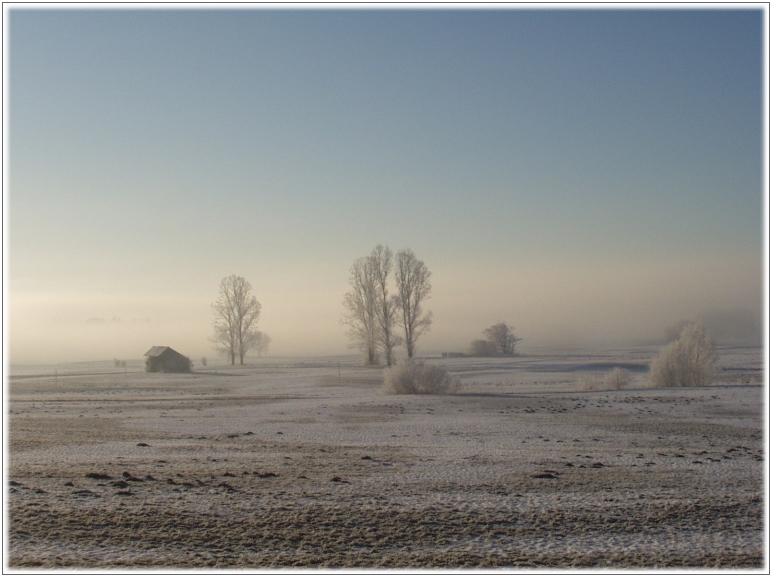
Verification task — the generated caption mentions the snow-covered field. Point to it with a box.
[6,346,766,569]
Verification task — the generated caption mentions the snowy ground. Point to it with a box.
[5,346,767,569]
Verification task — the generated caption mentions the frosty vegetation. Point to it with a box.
[605,367,633,390]
[467,323,522,357]
[580,367,633,391]
[382,360,461,395]
[649,322,719,388]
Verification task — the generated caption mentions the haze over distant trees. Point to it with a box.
[254,331,271,357]
[468,323,522,357]
[211,275,263,365]
[343,245,433,366]
[664,319,693,343]
[664,310,760,345]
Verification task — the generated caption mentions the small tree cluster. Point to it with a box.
[467,323,522,357]
[343,245,432,366]
[382,360,460,395]
[649,322,719,388]
[211,275,263,365]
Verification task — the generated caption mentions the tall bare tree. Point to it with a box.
[394,248,433,358]
[370,245,401,366]
[342,255,380,365]
[211,275,262,365]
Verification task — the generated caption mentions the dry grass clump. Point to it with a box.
[604,367,633,389]
[579,367,632,391]
[578,374,602,392]
[382,361,461,395]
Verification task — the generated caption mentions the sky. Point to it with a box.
[5,6,766,364]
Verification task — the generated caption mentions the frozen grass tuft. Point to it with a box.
[604,367,633,390]
[382,361,461,395]
[579,367,632,391]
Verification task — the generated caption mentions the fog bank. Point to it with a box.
[7,252,762,366]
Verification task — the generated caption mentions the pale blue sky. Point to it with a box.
[7,7,765,363]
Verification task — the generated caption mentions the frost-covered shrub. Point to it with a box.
[604,367,632,390]
[578,374,603,391]
[649,322,718,388]
[579,367,632,391]
[382,361,460,395]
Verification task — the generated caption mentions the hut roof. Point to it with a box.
[145,346,174,358]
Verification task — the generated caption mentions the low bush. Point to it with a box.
[382,361,461,395]
[579,367,632,391]
[649,322,718,388]
[604,367,633,390]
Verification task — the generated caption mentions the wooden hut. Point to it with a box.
[144,346,192,373]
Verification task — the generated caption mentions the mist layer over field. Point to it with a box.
[8,253,762,365]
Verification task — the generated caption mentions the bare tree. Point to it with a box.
[254,331,271,357]
[211,275,262,365]
[342,255,380,365]
[239,329,261,363]
[370,245,400,366]
[394,249,433,358]
[483,322,522,357]
[212,321,238,365]
[649,322,718,388]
